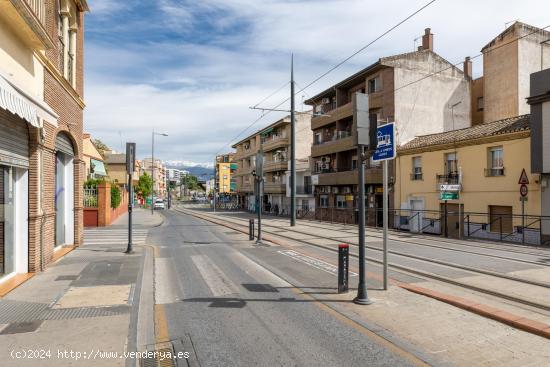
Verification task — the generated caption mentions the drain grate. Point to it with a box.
[140,342,176,367]
[0,299,130,323]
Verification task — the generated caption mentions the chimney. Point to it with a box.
[463,56,472,80]
[422,28,433,51]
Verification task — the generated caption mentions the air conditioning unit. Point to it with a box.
[321,163,330,170]
[322,98,331,104]
[321,156,331,163]
[332,187,339,194]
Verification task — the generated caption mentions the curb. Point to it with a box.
[180,207,550,341]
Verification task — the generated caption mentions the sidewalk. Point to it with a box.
[181,206,550,366]
[0,208,161,366]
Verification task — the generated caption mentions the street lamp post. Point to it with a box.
[151,130,168,215]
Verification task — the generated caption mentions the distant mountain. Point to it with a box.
[164,161,214,178]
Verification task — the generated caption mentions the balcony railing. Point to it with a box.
[436,173,460,184]
[484,168,505,177]
[25,0,45,24]
[410,173,423,181]
[336,130,352,139]
[296,185,313,195]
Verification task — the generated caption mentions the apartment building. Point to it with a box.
[395,115,539,243]
[471,22,550,125]
[285,158,315,216]
[0,0,88,284]
[142,158,167,198]
[216,153,237,194]
[232,114,312,212]
[305,28,470,224]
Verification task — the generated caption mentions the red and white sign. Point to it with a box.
[518,169,529,185]
[520,184,528,197]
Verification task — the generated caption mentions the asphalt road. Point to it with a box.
[148,209,423,367]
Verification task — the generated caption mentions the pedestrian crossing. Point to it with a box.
[83,228,149,246]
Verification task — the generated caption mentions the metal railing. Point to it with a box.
[83,186,98,208]
[484,168,505,177]
[410,173,423,181]
[25,0,45,24]
[436,173,459,184]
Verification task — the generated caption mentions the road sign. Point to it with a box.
[518,169,529,185]
[439,184,461,192]
[440,191,459,200]
[520,184,528,197]
[372,123,396,161]
[126,142,136,173]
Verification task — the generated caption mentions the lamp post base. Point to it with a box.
[353,296,373,305]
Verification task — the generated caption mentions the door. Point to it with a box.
[55,133,75,247]
[440,203,463,238]
[409,199,424,233]
[0,166,15,276]
[55,153,65,246]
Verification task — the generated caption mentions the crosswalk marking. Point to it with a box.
[84,228,148,245]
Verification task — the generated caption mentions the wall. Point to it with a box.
[518,37,550,116]
[390,52,471,145]
[470,77,484,125]
[395,136,540,227]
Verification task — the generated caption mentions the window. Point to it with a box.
[445,153,458,175]
[486,147,504,176]
[336,195,347,209]
[320,195,329,208]
[368,76,381,93]
[477,97,484,112]
[315,133,322,145]
[301,200,309,212]
[412,156,422,180]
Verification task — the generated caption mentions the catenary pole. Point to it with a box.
[290,54,296,226]
[151,130,154,215]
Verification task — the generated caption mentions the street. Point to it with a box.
[149,210,422,366]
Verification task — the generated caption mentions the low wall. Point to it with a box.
[84,183,128,227]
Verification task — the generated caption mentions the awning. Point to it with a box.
[0,72,58,128]
[90,159,107,176]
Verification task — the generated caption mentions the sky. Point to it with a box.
[84,0,550,166]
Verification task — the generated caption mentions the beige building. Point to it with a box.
[142,158,166,197]
[232,114,312,213]
[83,133,106,180]
[305,28,471,224]
[395,115,541,244]
[473,22,550,124]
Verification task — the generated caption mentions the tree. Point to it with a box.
[92,138,111,158]
[136,172,153,199]
[181,174,201,191]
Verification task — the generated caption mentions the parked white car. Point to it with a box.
[154,199,165,210]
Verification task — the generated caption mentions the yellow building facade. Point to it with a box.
[394,115,541,244]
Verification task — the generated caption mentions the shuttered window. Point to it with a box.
[0,110,29,168]
[55,132,74,157]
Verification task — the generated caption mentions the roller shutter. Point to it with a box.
[0,109,29,168]
[55,132,74,157]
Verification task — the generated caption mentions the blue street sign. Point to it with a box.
[372,123,396,161]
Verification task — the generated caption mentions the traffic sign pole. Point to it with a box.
[383,159,388,290]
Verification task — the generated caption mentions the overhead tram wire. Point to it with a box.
[210,0,438,158]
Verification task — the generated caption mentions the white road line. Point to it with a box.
[229,252,291,288]
[154,258,183,304]
[278,250,358,277]
[191,255,239,297]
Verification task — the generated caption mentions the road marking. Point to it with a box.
[191,255,239,297]
[278,250,357,277]
[229,252,291,288]
[154,258,182,304]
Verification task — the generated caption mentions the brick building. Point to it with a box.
[0,0,88,285]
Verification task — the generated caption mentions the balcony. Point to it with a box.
[264,182,286,194]
[311,133,355,157]
[410,173,423,181]
[311,102,353,130]
[484,168,505,177]
[296,185,313,195]
[262,135,289,152]
[314,168,382,186]
[0,0,54,50]
[263,160,287,173]
[437,173,460,184]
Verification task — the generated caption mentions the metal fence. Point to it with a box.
[83,186,98,208]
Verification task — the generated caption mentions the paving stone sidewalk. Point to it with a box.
[0,208,161,366]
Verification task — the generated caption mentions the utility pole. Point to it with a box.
[290,54,296,226]
[125,142,136,254]
[255,150,264,244]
